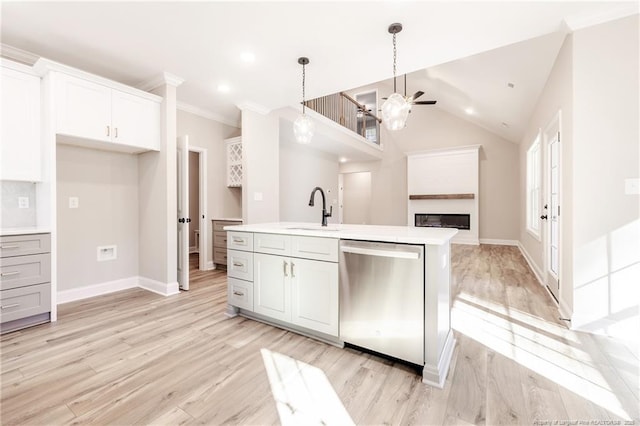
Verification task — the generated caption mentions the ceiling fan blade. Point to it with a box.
[409,91,424,101]
[413,100,437,105]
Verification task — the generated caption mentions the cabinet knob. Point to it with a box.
[233,291,244,297]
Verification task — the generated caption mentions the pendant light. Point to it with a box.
[293,57,314,144]
[381,23,411,131]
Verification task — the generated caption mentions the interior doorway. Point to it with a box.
[339,171,372,225]
[189,146,208,274]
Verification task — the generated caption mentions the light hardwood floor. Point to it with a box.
[1,247,638,425]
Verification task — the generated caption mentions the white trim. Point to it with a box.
[405,144,481,158]
[451,238,480,246]
[0,43,39,65]
[517,242,545,287]
[137,71,184,91]
[189,245,198,254]
[422,331,456,389]
[0,58,39,75]
[479,239,518,246]
[177,102,240,128]
[559,297,572,323]
[237,101,271,115]
[138,277,180,296]
[57,277,138,304]
[205,260,215,271]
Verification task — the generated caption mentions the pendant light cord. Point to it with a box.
[302,62,306,114]
[392,32,397,93]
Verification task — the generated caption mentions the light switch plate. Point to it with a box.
[69,197,79,208]
[18,197,29,209]
[625,178,640,195]
[253,192,263,201]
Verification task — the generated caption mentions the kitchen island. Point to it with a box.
[223,222,457,388]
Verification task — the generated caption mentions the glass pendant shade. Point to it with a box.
[381,92,410,130]
[293,113,314,144]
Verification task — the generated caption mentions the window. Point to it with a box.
[526,133,541,238]
[354,90,379,145]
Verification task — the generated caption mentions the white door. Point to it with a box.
[177,136,190,290]
[546,129,560,301]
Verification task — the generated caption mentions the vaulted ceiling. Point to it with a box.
[2,1,637,142]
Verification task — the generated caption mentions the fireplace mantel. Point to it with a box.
[409,193,475,200]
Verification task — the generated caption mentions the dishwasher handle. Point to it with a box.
[340,245,420,260]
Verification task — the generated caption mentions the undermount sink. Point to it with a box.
[286,226,341,232]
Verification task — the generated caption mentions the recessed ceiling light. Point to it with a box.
[339,157,348,163]
[217,83,230,93]
[240,52,255,63]
[465,107,475,115]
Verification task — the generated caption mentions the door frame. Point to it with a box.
[542,110,562,303]
[189,145,208,271]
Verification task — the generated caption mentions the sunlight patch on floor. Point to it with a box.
[452,295,633,420]
[260,348,355,426]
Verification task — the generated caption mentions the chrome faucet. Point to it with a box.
[308,186,332,227]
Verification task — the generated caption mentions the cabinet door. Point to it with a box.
[55,73,111,142]
[1,66,41,181]
[111,90,160,151]
[253,253,290,322]
[291,258,338,336]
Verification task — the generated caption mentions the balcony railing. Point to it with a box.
[305,92,382,145]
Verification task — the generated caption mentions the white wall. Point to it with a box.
[340,92,519,241]
[571,15,639,340]
[279,141,339,224]
[176,109,241,266]
[56,145,139,291]
[242,109,279,224]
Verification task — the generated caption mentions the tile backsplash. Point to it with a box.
[1,180,37,228]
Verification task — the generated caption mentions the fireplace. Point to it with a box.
[415,213,470,230]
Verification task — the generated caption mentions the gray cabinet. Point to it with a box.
[212,219,241,268]
[0,233,52,333]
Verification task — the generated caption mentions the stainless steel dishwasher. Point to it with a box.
[339,239,424,365]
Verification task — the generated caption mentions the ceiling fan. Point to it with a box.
[383,74,437,107]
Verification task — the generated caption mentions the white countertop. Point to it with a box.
[1,227,51,236]
[212,218,243,222]
[224,222,457,245]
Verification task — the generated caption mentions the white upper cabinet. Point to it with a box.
[1,62,41,181]
[225,137,242,187]
[53,72,161,153]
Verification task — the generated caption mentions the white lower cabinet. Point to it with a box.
[253,252,338,337]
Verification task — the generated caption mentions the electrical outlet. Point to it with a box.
[254,192,263,201]
[18,197,29,209]
[69,197,79,208]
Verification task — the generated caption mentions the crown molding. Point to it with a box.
[237,101,271,115]
[563,4,638,32]
[177,102,240,128]
[137,72,185,91]
[0,44,40,65]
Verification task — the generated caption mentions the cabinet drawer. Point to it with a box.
[213,248,228,265]
[1,283,51,324]
[213,231,228,247]
[227,250,253,281]
[228,277,253,311]
[0,254,51,290]
[227,231,253,252]
[213,220,241,232]
[291,236,338,263]
[254,233,291,256]
[0,234,51,258]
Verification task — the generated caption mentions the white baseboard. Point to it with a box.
[452,239,480,246]
[205,260,215,271]
[479,239,519,246]
[559,297,572,322]
[189,246,198,254]
[58,277,138,304]
[138,277,180,296]
[517,242,545,287]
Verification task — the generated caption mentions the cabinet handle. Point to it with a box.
[233,291,244,297]
[291,262,295,278]
[1,303,20,310]
[283,260,288,277]
[1,271,20,277]
[233,261,243,267]
[0,245,19,250]
[106,125,110,137]
[233,238,244,244]
[115,127,118,138]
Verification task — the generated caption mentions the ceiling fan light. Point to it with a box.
[381,92,410,130]
[293,113,314,144]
